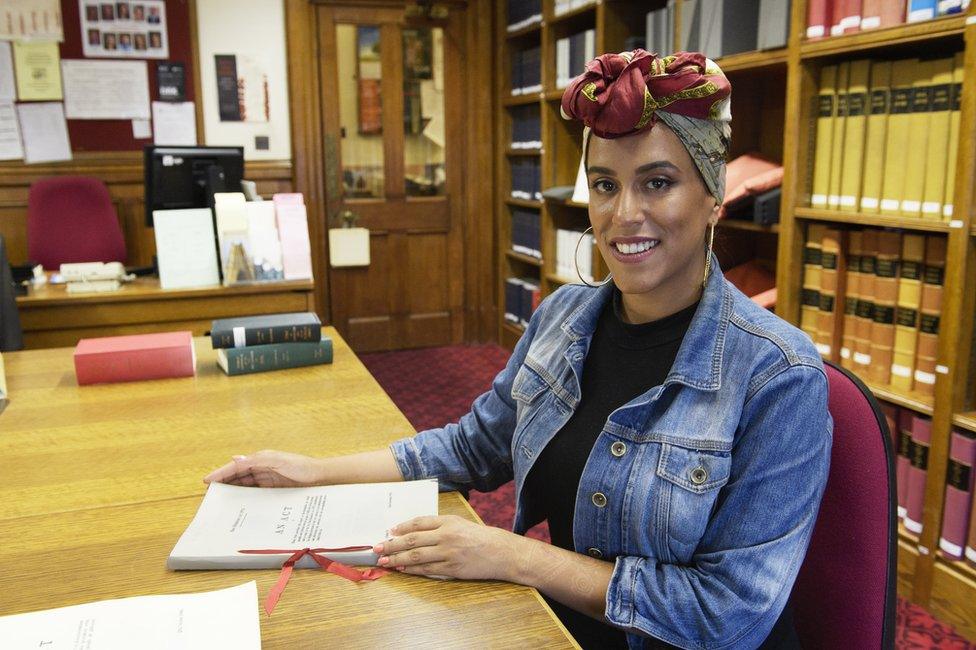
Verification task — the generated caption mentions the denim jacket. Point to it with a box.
[390,259,832,649]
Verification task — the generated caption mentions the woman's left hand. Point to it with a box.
[372,515,521,581]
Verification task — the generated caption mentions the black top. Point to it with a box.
[522,289,801,650]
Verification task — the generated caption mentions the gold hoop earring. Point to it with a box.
[703,222,716,289]
[575,226,612,288]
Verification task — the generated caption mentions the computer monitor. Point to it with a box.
[143,145,244,227]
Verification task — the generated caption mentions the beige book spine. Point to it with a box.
[942,53,964,221]
[920,59,954,220]
[839,60,871,211]
[860,61,892,213]
[880,60,918,215]
[811,66,838,208]
[901,60,936,218]
[827,62,850,209]
[891,234,925,391]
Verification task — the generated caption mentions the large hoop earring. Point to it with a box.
[575,226,612,287]
[703,222,716,289]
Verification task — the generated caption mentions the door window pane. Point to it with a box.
[403,27,445,197]
[337,24,384,198]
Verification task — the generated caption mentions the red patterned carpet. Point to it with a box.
[361,343,974,649]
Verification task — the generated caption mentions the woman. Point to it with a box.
[205,51,831,649]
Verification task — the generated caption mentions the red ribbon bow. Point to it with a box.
[238,546,389,614]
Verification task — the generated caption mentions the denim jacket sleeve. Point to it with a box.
[605,362,832,649]
[388,303,545,493]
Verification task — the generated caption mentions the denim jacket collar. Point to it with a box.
[559,253,730,392]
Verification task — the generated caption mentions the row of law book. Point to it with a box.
[555,29,595,89]
[881,402,976,567]
[506,0,542,31]
[505,277,541,328]
[511,208,542,259]
[646,2,676,56]
[71,312,331,385]
[510,104,542,149]
[511,159,542,201]
[510,45,542,95]
[800,226,945,396]
[807,0,971,38]
[680,0,791,58]
[555,228,595,283]
[810,55,964,220]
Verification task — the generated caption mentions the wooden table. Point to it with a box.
[0,329,576,648]
[15,277,317,349]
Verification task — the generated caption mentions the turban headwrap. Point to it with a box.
[560,50,732,202]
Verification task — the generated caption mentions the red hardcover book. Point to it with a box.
[839,0,863,33]
[860,0,903,28]
[903,414,932,534]
[807,0,833,38]
[74,332,196,386]
[939,430,976,559]
[896,409,913,518]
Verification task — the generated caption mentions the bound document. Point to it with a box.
[0,582,260,650]
[169,480,438,570]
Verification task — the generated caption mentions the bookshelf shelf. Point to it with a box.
[544,196,588,210]
[799,15,967,59]
[549,2,597,26]
[506,197,543,209]
[506,21,543,41]
[503,93,543,107]
[793,207,953,233]
[860,376,935,417]
[938,555,976,584]
[951,412,976,434]
[544,88,567,101]
[506,249,544,267]
[506,148,542,157]
[717,219,780,234]
[546,272,582,286]
[899,522,920,546]
[716,48,789,72]
[502,321,526,337]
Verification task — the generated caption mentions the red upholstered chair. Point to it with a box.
[791,361,897,648]
[27,176,127,269]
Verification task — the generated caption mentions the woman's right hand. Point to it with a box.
[203,450,327,488]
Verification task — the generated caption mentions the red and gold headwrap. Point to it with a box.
[560,50,732,202]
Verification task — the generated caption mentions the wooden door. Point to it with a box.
[317,3,464,353]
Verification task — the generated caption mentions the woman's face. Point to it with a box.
[586,123,716,303]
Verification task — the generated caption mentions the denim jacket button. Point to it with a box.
[587,547,603,559]
[690,466,708,485]
[591,492,607,507]
[610,441,627,457]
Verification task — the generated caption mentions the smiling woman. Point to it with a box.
[205,50,832,650]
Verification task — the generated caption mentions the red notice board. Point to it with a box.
[59,0,196,152]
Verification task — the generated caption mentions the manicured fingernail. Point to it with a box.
[372,544,383,553]
[377,556,389,565]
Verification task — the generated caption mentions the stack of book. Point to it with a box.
[510,45,542,96]
[506,0,542,32]
[555,228,594,283]
[646,2,676,56]
[554,0,597,16]
[505,278,541,328]
[511,209,542,259]
[210,312,333,376]
[806,0,970,39]
[800,225,946,397]
[555,29,595,88]
[681,0,790,57]
[511,159,542,201]
[510,104,541,150]
[810,55,964,221]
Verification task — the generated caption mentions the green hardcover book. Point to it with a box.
[210,312,322,349]
[216,340,334,376]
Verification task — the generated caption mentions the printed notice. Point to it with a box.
[62,59,150,120]
[0,102,24,161]
[13,41,62,101]
[0,0,63,42]
[0,43,16,102]
[17,102,70,164]
[152,100,196,145]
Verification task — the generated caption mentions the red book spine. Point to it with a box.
[74,339,196,385]
[879,0,906,26]
[807,0,833,38]
[841,0,863,33]
[903,414,932,534]
[896,409,913,518]
[940,431,976,558]
[861,0,883,28]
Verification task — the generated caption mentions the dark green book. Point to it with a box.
[210,312,321,349]
[216,339,333,375]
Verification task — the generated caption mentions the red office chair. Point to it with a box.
[27,176,127,269]
[791,361,897,648]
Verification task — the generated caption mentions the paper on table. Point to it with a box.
[168,480,439,569]
[13,41,62,101]
[0,42,15,101]
[152,208,221,290]
[62,60,150,120]
[17,102,70,164]
[152,100,197,145]
[0,102,24,161]
[0,581,260,650]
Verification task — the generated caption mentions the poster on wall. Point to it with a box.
[78,0,169,59]
[0,0,63,42]
[214,54,269,123]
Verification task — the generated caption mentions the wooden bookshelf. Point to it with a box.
[506,148,542,157]
[506,249,544,267]
[495,1,976,636]
[503,94,543,107]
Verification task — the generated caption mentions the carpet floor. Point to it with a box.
[361,343,974,649]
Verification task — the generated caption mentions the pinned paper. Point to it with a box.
[0,43,15,102]
[13,41,62,101]
[0,102,24,161]
[329,228,370,267]
[62,60,151,120]
[152,100,196,145]
[132,119,151,139]
[17,102,70,164]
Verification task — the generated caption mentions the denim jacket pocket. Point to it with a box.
[656,442,732,563]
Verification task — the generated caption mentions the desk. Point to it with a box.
[0,329,576,648]
[15,278,317,350]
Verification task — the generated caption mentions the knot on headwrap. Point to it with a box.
[560,50,733,202]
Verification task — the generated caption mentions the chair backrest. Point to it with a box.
[0,234,23,351]
[791,361,897,649]
[27,176,127,269]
